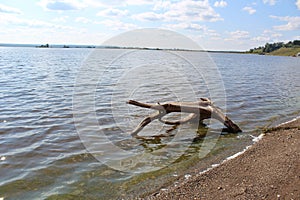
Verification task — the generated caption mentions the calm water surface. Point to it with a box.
[0,47,299,199]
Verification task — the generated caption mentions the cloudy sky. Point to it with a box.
[0,0,299,50]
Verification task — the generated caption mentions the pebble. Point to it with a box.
[184,174,192,179]
[174,181,179,187]
[0,157,6,161]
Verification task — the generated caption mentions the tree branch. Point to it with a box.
[127,99,242,137]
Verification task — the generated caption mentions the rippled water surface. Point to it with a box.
[0,47,299,199]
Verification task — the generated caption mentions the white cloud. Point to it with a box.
[164,23,207,31]
[134,0,223,23]
[262,0,276,5]
[80,0,153,8]
[153,1,172,10]
[38,0,86,11]
[0,25,108,45]
[296,0,300,10]
[251,36,270,43]
[37,0,154,10]
[76,15,137,31]
[292,35,300,41]
[132,12,163,21]
[79,0,107,7]
[227,30,250,40]
[263,30,283,39]
[126,0,153,6]
[206,29,221,37]
[75,17,91,24]
[0,3,21,14]
[0,13,72,29]
[251,29,282,43]
[97,8,128,18]
[0,10,109,45]
[270,15,300,31]
[96,19,138,30]
[52,16,69,23]
[243,6,256,15]
[214,1,227,8]
[271,33,283,38]
[166,0,223,22]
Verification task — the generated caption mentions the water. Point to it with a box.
[0,47,299,199]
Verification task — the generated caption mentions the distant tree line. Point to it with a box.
[37,43,49,48]
[248,40,300,53]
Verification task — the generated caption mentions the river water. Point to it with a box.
[0,47,299,199]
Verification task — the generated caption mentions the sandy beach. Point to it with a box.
[146,118,300,200]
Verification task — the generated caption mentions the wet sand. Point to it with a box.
[146,118,300,200]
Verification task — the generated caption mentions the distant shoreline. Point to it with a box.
[0,43,243,53]
[0,43,97,49]
[1,43,299,57]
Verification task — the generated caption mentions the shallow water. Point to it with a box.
[0,48,299,199]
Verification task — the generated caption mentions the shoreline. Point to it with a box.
[146,117,300,199]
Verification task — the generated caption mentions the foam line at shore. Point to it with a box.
[277,115,300,127]
[198,133,264,176]
[196,115,299,179]
[160,133,265,192]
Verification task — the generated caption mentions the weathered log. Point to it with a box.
[127,98,242,137]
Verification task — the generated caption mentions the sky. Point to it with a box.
[0,0,299,51]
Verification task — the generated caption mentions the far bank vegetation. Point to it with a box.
[247,40,300,57]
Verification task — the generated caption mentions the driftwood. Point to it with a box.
[127,98,242,137]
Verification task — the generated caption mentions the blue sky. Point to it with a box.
[0,0,299,50]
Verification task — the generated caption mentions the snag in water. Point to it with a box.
[127,98,242,137]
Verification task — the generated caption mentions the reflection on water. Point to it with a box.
[0,48,299,199]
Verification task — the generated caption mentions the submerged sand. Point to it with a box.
[146,118,300,200]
